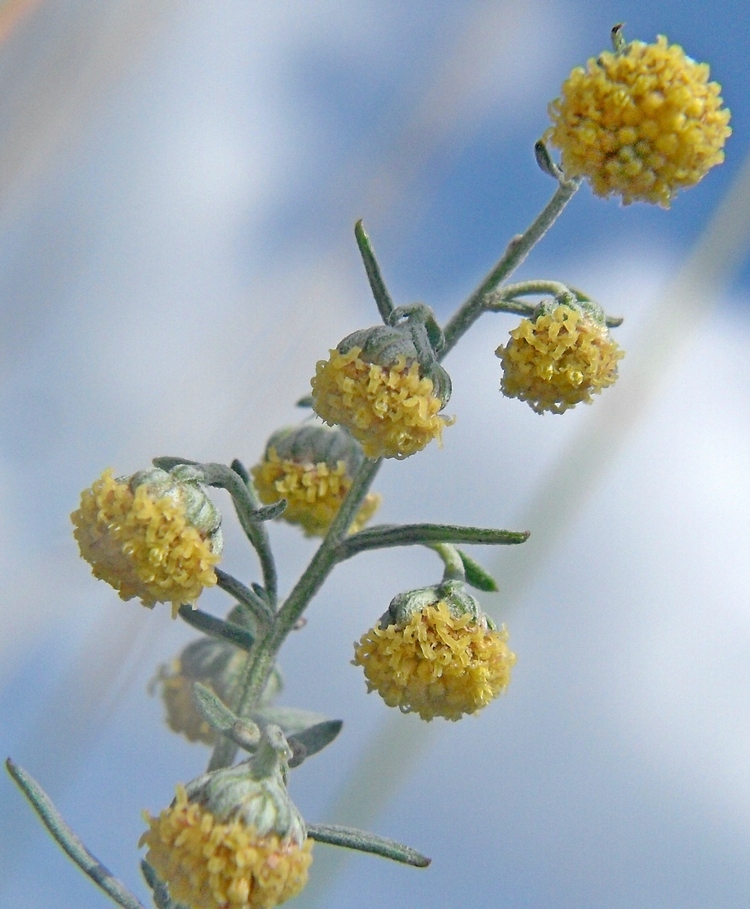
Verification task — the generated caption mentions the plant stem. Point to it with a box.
[207,457,383,772]
[441,177,580,356]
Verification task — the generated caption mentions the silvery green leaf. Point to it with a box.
[251,705,328,736]
[307,823,430,868]
[287,720,343,767]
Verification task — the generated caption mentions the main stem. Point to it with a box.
[208,457,383,771]
[207,176,579,771]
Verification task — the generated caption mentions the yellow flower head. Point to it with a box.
[311,325,452,458]
[72,466,222,616]
[496,303,623,414]
[547,34,731,206]
[155,637,246,745]
[353,599,516,721]
[251,424,381,536]
[141,785,312,909]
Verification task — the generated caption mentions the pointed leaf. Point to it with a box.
[457,549,499,592]
[6,759,148,909]
[193,684,260,753]
[177,605,256,652]
[250,705,328,736]
[287,720,343,767]
[307,823,430,868]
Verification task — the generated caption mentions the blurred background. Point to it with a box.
[1,2,749,907]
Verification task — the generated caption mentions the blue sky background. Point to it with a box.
[1,2,750,908]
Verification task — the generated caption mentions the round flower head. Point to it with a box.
[154,628,283,746]
[155,637,245,745]
[141,726,312,909]
[251,423,381,536]
[72,465,222,616]
[496,301,623,414]
[311,323,453,460]
[353,584,516,721]
[547,33,731,206]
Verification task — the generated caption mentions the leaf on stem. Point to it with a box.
[457,549,499,592]
[5,758,147,909]
[140,861,182,909]
[307,823,431,868]
[355,219,395,323]
[193,683,261,751]
[215,569,274,628]
[250,708,343,768]
[337,523,529,561]
[177,604,256,652]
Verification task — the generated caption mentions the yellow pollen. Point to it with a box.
[310,347,452,459]
[71,469,219,615]
[496,305,624,414]
[353,601,516,721]
[141,786,312,909]
[547,35,731,206]
[251,449,381,536]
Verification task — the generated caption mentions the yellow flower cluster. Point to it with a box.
[156,659,225,745]
[71,469,220,616]
[311,347,451,459]
[547,35,731,206]
[496,304,623,414]
[353,600,516,721]
[251,448,381,536]
[141,786,312,909]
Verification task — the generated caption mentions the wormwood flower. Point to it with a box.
[155,637,246,745]
[353,598,516,721]
[496,303,623,414]
[141,784,312,909]
[71,466,222,616]
[547,34,731,206]
[141,726,312,909]
[311,323,452,459]
[251,424,381,536]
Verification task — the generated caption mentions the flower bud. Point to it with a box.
[155,638,245,745]
[547,33,731,207]
[71,465,222,616]
[310,323,453,459]
[353,582,516,721]
[141,726,312,909]
[251,423,381,536]
[495,301,623,414]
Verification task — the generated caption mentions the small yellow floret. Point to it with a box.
[251,449,381,536]
[311,347,452,459]
[547,35,731,206]
[72,469,219,615]
[496,305,623,414]
[353,600,516,721]
[141,786,312,909]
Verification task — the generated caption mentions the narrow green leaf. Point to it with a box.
[6,759,147,909]
[177,605,256,653]
[457,549,499,592]
[193,684,260,751]
[355,220,395,323]
[140,861,185,909]
[307,823,431,868]
[215,569,274,628]
[338,523,529,561]
[251,705,328,736]
[287,720,343,767]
